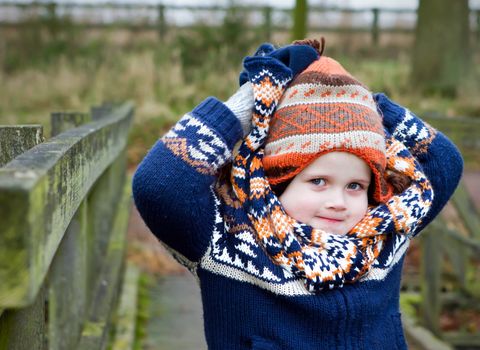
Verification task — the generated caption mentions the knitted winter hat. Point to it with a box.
[263,54,393,203]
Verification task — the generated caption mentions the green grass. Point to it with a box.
[133,272,153,350]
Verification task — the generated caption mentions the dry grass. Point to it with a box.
[1,27,479,169]
[0,38,238,169]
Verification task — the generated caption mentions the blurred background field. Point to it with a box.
[1,1,479,171]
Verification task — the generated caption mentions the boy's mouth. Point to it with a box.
[317,216,344,223]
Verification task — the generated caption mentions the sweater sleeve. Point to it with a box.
[374,93,464,235]
[132,97,243,263]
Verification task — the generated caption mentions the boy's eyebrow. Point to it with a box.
[353,179,371,185]
[302,172,370,182]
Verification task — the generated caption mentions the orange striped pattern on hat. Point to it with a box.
[263,56,393,203]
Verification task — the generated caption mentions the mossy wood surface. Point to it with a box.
[0,126,44,167]
[0,102,133,308]
[48,200,88,350]
[0,124,46,350]
[110,263,140,350]
[0,285,47,350]
[86,153,127,304]
[0,103,133,350]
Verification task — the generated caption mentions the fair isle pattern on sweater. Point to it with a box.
[163,113,232,175]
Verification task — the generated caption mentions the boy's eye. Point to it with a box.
[311,178,326,186]
[347,182,364,190]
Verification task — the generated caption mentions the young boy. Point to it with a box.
[133,40,463,349]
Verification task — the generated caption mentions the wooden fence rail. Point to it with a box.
[0,102,134,350]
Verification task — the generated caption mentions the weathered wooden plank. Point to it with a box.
[0,102,133,307]
[450,180,480,240]
[420,226,443,336]
[48,112,91,349]
[437,216,470,289]
[0,125,43,167]
[110,263,140,350]
[48,199,88,350]
[0,285,46,350]
[77,181,132,350]
[402,313,454,350]
[443,333,480,346]
[440,225,480,253]
[0,124,45,349]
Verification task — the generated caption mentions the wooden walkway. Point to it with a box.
[144,274,207,350]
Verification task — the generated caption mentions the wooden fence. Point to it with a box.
[0,102,137,350]
[2,1,478,45]
[403,115,480,349]
[2,2,480,48]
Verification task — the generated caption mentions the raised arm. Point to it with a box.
[374,93,464,234]
[132,98,243,263]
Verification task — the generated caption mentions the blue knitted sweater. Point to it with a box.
[132,92,463,349]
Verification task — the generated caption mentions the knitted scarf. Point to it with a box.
[222,58,434,293]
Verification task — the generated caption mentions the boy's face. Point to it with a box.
[278,152,371,235]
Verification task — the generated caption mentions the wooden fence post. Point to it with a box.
[372,8,380,46]
[91,103,113,121]
[0,126,43,167]
[291,0,307,41]
[48,201,88,350]
[157,4,166,41]
[0,125,45,350]
[420,225,443,336]
[477,10,480,47]
[46,2,59,38]
[263,6,272,42]
[51,112,91,137]
[0,286,47,350]
[48,111,91,350]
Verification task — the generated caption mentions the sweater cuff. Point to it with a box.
[191,96,243,151]
[373,93,405,132]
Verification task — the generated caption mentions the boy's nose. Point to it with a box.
[324,190,347,210]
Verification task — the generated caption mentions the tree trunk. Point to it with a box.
[292,0,307,41]
[411,0,470,96]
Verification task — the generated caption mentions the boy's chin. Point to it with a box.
[309,222,348,236]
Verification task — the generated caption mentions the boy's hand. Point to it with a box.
[224,82,254,137]
[239,42,319,86]
[228,42,319,137]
